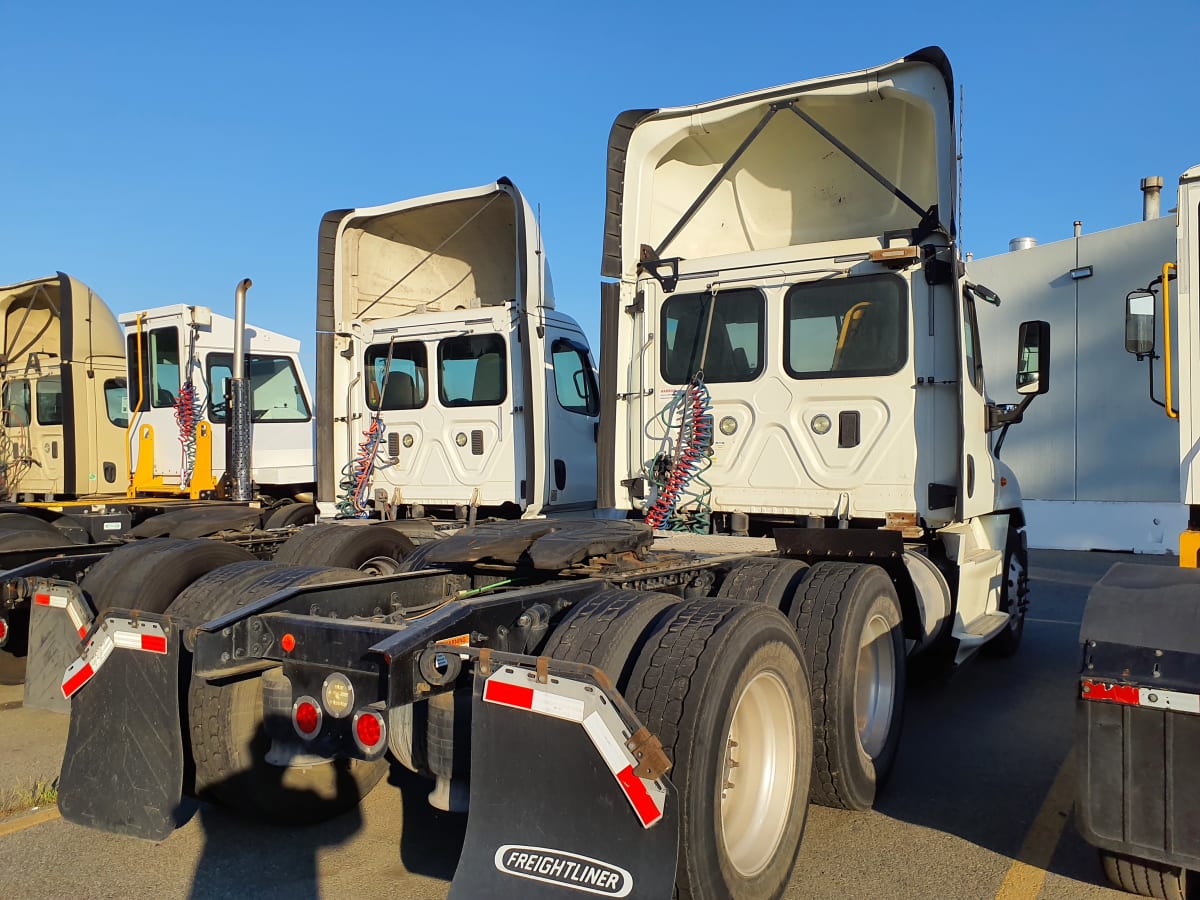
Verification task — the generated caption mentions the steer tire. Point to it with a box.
[272,523,415,569]
[1100,851,1186,900]
[168,560,387,824]
[540,588,679,686]
[790,561,906,811]
[983,525,1028,658]
[80,538,255,615]
[625,599,811,900]
[716,558,810,614]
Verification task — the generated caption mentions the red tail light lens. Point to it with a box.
[353,709,386,755]
[293,696,322,739]
[0,616,7,646]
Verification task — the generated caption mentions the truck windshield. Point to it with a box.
[660,288,764,384]
[784,274,907,378]
[207,354,311,422]
[365,342,428,410]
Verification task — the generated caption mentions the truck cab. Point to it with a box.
[599,48,1048,656]
[120,304,316,499]
[0,273,128,500]
[317,179,599,520]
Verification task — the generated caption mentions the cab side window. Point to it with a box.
[3,379,30,427]
[551,339,599,416]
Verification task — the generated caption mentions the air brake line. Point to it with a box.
[174,322,201,489]
[644,290,717,532]
[337,337,399,517]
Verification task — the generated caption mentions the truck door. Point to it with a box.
[542,329,599,510]
[0,377,32,497]
[957,286,995,520]
[127,325,183,482]
[30,368,66,490]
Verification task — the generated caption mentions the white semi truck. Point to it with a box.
[1075,165,1200,900]
[42,48,1045,900]
[315,179,600,522]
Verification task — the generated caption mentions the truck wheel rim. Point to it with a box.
[359,555,404,575]
[855,612,896,759]
[719,670,796,877]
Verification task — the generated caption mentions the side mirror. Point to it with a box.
[1016,320,1050,396]
[1125,289,1156,357]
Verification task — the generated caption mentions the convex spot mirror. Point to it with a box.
[1016,320,1050,396]
[1125,290,1156,357]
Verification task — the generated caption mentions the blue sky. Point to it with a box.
[4,2,1197,374]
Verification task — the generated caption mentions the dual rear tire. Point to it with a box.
[541,559,908,897]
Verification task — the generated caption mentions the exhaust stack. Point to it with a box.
[1141,176,1164,220]
[227,278,254,502]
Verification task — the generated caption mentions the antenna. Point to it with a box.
[535,203,546,337]
[958,84,965,254]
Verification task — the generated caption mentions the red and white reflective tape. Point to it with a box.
[483,666,667,828]
[33,582,94,639]
[61,616,169,699]
[1081,679,1200,714]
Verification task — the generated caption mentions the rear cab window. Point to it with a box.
[365,342,428,410]
[785,275,907,378]
[660,288,765,384]
[438,334,507,407]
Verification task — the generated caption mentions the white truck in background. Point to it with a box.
[121,301,315,501]
[315,178,599,522]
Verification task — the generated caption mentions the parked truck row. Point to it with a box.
[8,47,1053,900]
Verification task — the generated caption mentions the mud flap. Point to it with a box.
[449,664,679,899]
[58,615,184,842]
[23,601,79,714]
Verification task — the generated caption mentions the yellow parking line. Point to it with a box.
[995,752,1075,899]
[0,805,61,837]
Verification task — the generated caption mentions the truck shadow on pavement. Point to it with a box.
[188,757,364,900]
[872,564,1112,892]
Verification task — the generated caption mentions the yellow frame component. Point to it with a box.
[1163,261,1179,419]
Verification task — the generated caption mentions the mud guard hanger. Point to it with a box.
[645,99,943,278]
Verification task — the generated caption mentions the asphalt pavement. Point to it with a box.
[0,550,1170,899]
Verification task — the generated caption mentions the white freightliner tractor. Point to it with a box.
[316,179,599,523]
[43,48,1047,900]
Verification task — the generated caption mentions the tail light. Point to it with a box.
[292,696,323,739]
[353,709,387,756]
[0,615,8,648]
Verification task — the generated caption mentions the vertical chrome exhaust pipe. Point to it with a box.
[227,278,254,502]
